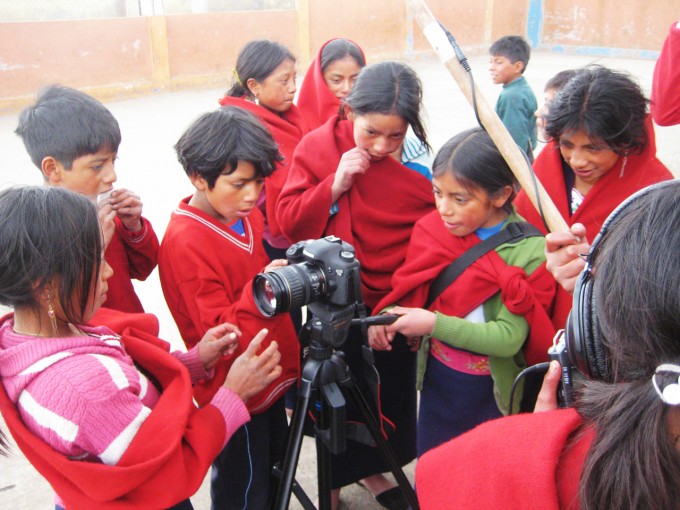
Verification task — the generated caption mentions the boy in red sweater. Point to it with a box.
[15,85,159,314]
[159,106,300,510]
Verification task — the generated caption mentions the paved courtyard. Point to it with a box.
[0,49,678,509]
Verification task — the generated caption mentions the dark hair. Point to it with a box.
[0,186,102,328]
[432,128,517,212]
[320,38,365,73]
[489,35,531,73]
[226,40,295,99]
[545,65,648,155]
[15,85,121,172]
[575,181,680,509]
[174,106,283,189]
[544,69,579,93]
[344,61,429,150]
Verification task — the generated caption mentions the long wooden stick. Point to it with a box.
[408,0,569,233]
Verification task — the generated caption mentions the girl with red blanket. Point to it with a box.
[369,128,555,457]
[218,39,310,259]
[515,65,672,331]
[278,61,434,509]
[417,181,680,510]
[0,186,282,509]
[297,38,365,130]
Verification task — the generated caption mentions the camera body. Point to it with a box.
[253,236,361,318]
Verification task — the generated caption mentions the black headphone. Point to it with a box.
[564,180,679,382]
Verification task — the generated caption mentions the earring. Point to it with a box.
[254,95,260,106]
[619,156,628,178]
[46,289,58,335]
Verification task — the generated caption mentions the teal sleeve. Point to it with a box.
[430,295,529,357]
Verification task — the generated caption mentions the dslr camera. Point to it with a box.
[252,236,362,347]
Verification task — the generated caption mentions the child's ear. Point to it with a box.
[344,105,354,123]
[492,185,514,208]
[514,61,525,75]
[189,173,208,191]
[41,156,63,185]
[246,78,260,99]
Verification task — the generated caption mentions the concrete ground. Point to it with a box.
[0,49,678,509]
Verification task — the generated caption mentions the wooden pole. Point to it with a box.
[408,0,569,233]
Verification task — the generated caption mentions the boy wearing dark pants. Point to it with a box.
[159,106,299,509]
[489,35,538,161]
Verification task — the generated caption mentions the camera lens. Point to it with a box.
[253,263,327,317]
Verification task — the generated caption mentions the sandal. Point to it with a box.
[373,486,410,510]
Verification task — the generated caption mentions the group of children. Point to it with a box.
[0,29,674,510]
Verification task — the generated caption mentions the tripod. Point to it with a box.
[273,308,419,510]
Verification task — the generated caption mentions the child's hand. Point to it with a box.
[265,259,288,272]
[545,223,590,294]
[109,188,144,232]
[331,147,370,202]
[368,324,393,351]
[386,306,436,338]
[224,329,282,401]
[98,201,117,249]
[198,322,242,370]
[534,360,561,413]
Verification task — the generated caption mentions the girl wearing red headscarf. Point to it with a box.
[278,60,435,510]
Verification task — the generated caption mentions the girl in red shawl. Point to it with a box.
[0,186,282,509]
[515,65,672,332]
[218,40,310,262]
[417,181,680,510]
[297,38,365,130]
[278,61,434,510]
[369,128,555,457]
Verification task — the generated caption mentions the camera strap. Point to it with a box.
[425,222,543,309]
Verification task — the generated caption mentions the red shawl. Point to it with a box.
[296,38,365,130]
[515,118,672,330]
[651,22,680,126]
[416,408,591,510]
[374,210,556,365]
[217,95,310,237]
[277,116,435,308]
[0,321,231,509]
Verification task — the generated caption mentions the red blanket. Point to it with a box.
[296,38,365,130]
[277,116,435,308]
[515,118,672,330]
[217,95,309,237]
[416,408,591,510]
[374,210,556,365]
[0,323,229,509]
[652,22,680,126]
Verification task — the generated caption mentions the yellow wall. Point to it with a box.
[0,1,675,111]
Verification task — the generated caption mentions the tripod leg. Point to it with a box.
[345,383,420,510]
[274,380,315,510]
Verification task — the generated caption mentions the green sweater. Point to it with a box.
[416,212,546,415]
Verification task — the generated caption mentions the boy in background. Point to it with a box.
[158,106,299,510]
[15,85,159,314]
[489,35,538,161]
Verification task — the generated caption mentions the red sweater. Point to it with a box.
[104,216,159,313]
[416,408,592,510]
[515,121,672,330]
[0,320,247,510]
[158,198,299,412]
[277,116,435,308]
[217,96,309,238]
[296,38,365,130]
[651,22,680,126]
